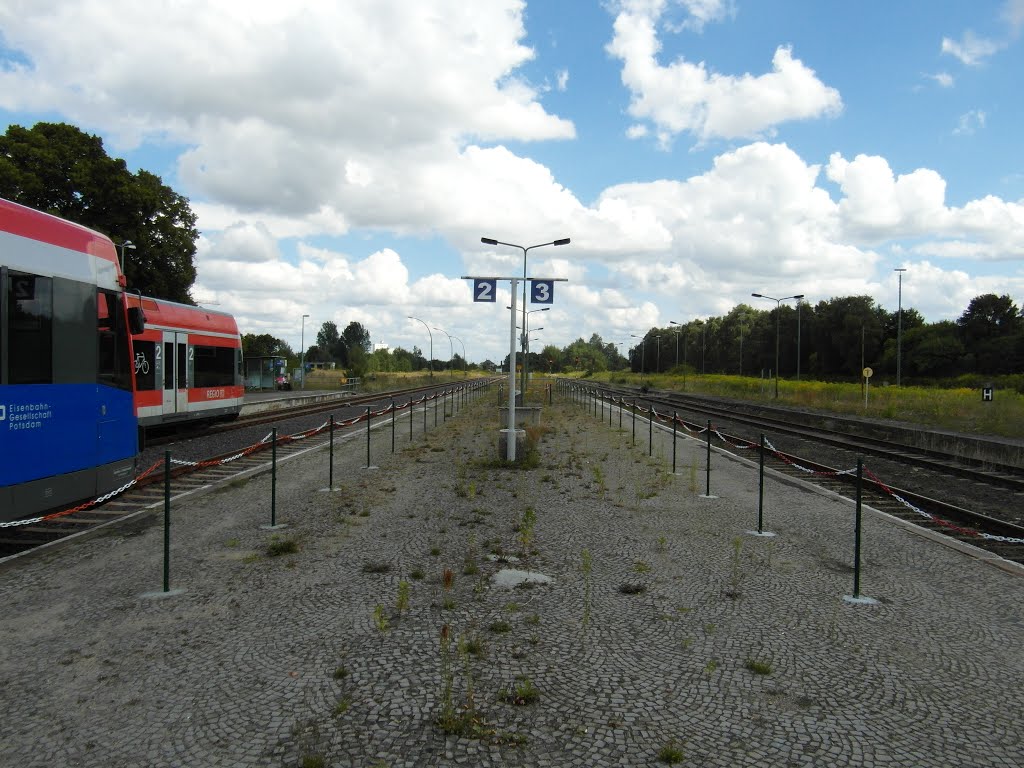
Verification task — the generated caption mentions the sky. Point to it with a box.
[2,0,1023,365]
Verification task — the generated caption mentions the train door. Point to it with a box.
[161,331,191,416]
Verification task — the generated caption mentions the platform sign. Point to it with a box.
[531,279,553,304]
[473,279,497,302]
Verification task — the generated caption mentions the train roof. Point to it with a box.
[1,198,122,285]
[126,294,240,336]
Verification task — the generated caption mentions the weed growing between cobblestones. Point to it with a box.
[704,659,719,676]
[489,620,512,633]
[332,696,352,716]
[410,567,425,580]
[373,604,390,632]
[504,675,540,705]
[266,536,299,557]
[634,561,652,573]
[744,658,773,675]
[332,666,348,680]
[688,462,698,493]
[517,506,537,556]
[619,582,647,595]
[362,561,391,574]
[657,738,685,764]
[396,580,410,616]
[592,464,607,497]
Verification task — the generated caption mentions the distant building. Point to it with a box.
[374,342,390,353]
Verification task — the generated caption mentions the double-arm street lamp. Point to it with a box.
[482,236,569,396]
[408,315,433,378]
[751,293,804,398]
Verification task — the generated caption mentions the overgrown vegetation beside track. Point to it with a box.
[572,371,1024,439]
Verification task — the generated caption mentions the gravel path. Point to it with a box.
[1,389,1022,767]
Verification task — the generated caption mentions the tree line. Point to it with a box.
[532,294,1022,386]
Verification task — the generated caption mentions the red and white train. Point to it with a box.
[125,295,244,431]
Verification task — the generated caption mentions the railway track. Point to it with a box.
[0,380,495,561]
[562,380,1024,568]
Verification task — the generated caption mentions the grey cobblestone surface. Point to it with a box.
[1,387,1022,767]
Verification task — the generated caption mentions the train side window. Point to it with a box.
[7,272,53,384]
[194,345,236,387]
[97,289,131,390]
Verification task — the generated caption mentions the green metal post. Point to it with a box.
[163,451,171,592]
[271,427,277,527]
[853,457,864,597]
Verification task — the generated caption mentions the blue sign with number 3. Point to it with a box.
[531,280,553,304]
[473,279,497,302]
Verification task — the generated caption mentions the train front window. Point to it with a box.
[97,289,131,390]
[7,272,53,384]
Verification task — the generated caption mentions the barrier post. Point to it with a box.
[434,393,438,426]
[609,396,613,427]
[757,434,765,533]
[423,395,427,433]
[672,412,677,474]
[409,398,414,441]
[648,407,654,457]
[632,400,636,446]
[853,458,864,597]
[391,400,396,453]
[443,389,448,422]
[600,391,604,421]
[163,451,171,592]
[271,427,278,527]
[329,415,335,489]
[705,420,711,497]
[366,407,371,467]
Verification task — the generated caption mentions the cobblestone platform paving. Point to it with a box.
[1,388,1022,767]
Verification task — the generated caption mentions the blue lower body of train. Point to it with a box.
[0,384,138,523]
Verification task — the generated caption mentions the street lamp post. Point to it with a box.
[115,240,137,276]
[408,316,433,378]
[300,314,310,390]
[433,327,455,379]
[895,268,907,386]
[669,322,682,369]
[481,236,570,397]
[654,334,661,373]
[751,293,804,398]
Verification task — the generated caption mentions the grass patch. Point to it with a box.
[744,658,773,675]
[362,561,391,574]
[657,739,685,764]
[266,536,299,557]
[488,620,512,633]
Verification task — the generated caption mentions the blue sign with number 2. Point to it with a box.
[473,279,497,302]
[531,280,553,304]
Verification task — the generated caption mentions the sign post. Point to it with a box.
[463,273,567,461]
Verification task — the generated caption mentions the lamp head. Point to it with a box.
[751,293,763,298]
[553,238,570,246]
[481,237,498,245]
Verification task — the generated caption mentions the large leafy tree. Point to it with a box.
[0,122,198,303]
[241,333,294,359]
[342,321,372,353]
